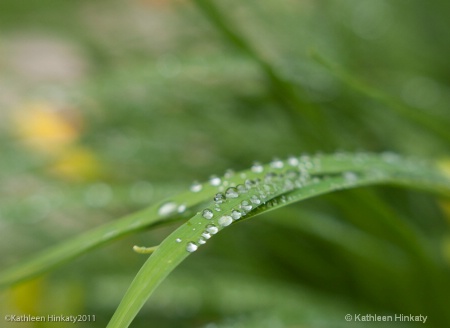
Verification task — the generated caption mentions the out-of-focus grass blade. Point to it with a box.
[311,51,450,144]
[0,183,220,288]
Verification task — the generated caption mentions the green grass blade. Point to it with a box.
[192,0,325,132]
[0,183,221,288]
[107,153,450,328]
[311,51,450,143]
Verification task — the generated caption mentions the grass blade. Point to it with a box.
[0,182,221,288]
[311,51,450,143]
[107,153,450,327]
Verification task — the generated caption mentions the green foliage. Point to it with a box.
[1,0,450,327]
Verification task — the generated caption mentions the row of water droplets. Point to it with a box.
[156,153,396,249]
[154,152,420,254]
[183,156,319,253]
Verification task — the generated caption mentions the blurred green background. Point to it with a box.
[1,0,450,327]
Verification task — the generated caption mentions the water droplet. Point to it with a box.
[250,195,261,205]
[304,161,314,170]
[231,209,242,220]
[236,184,247,194]
[264,172,278,183]
[201,232,211,239]
[202,209,214,220]
[214,193,225,204]
[300,154,311,162]
[176,238,182,243]
[158,201,177,216]
[343,171,358,183]
[190,181,203,193]
[287,156,299,166]
[245,179,257,189]
[251,162,264,173]
[209,175,221,186]
[225,187,239,199]
[218,215,233,227]
[206,224,219,234]
[270,158,284,169]
[224,169,235,178]
[198,238,206,245]
[240,200,253,212]
[186,242,198,253]
[177,204,187,213]
[285,170,299,179]
[263,184,273,192]
[283,180,294,191]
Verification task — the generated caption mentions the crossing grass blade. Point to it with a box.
[0,182,222,288]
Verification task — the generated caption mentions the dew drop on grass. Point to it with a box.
[236,184,247,194]
[177,204,187,213]
[231,209,242,220]
[158,201,177,216]
[198,238,206,245]
[214,193,225,204]
[284,179,294,191]
[186,242,198,253]
[286,170,299,179]
[218,215,233,227]
[224,169,235,178]
[343,172,358,183]
[250,195,261,205]
[288,156,299,166]
[206,224,219,234]
[176,238,182,243]
[270,158,284,169]
[264,172,278,183]
[240,200,252,212]
[190,181,203,193]
[202,209,214,220]
[245,179,257,189]
[201,232,211,239]
[209,175,221,186]
[251,162,264,173]
[225,187,239,199]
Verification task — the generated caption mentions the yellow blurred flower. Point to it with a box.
[14,101,102,181]
[50,146,102,182]
[9,277,45,316]
[14,102,80,155]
